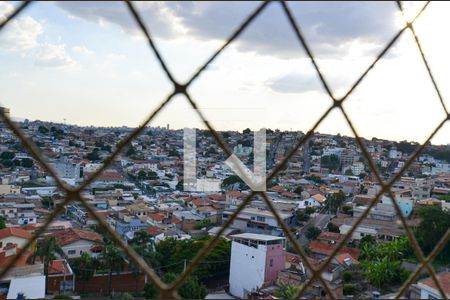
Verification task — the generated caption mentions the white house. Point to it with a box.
[416,272,450,299]
[297,197,322,209]
[52,228,103,259]
[229,233,286,298]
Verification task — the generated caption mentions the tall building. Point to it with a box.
[303,133,312,173]
[51,156,83,185]
[229,233,286,298]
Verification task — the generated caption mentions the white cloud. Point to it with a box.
[71,45,94,56]
[34,43,77,68]
[0,6,79,69]
[0,15,43,52]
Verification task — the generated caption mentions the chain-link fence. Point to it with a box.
[0,1,449,299]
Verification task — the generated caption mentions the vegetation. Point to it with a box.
[304,207,315,215]
[35,236,66,293]
[144,272,207,299]
[326,222,340,233]
[426,148,450,163]
[221,175,245,189]
[194,218,213,230]
[436,195,450,202]
[414,206,450,262]
[305,226,321,240]
[343,283,357,295]
[0,217,6,229]
[296,211,310,223]
[86,149,100,161]
[320,154,340,171]
[294,186,303,195]
[101,245,125,296]
[305,175,323,184]
[326,190,346,214]
[275,284,299,299]
[155,236,231,281]
[72,253,99,294]
[360,237,411,289]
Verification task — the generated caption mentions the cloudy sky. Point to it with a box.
[0,1,449,144]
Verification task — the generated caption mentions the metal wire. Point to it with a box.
[0,0,448,299]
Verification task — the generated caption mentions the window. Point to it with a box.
[256,216,265,222]
[270,259,273,267]
[0,242,2,248]
[68,250,76,255]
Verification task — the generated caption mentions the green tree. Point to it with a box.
[147,171,158,180]
[275,284,299,299]
[101,245,125,296]
[363,257,400,289]
[305,226,321,240]
[326,222,340,233]
[126,146,136,157]
[0,151,14,160]
[168,149,180,157]
[21,158,34,168]
[72,253,98,294]
[414,206,450,262]
[144,272,207,299]
[1,160,13,168]
[320,154,340,171]
[194,218,213,230]
[327,191,346,214]
[243,128,251,135]
[304,207,315,215]
[294,186,303,195]
[344,169,354,176]
[35,236,66,293]
[38,126,49,134]
[296,211,310,223]
[137,170,147,180]
[343,283,357,295]
[359,235,376,249]
[0,217,6,229]
[101,145,112,152]
[221,175,244,189]
[176,180,184,191]
[86,149,100,161]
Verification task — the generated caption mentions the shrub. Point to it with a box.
[343,284,357,295]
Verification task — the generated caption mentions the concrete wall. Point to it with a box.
[229,241,267,298]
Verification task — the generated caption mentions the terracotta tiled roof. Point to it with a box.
[312,194,326,203]
[148,213,165,222]
[226,190,245,198]
[0,228,32,240]
[420,272,450,296]
[309,241,360,260]
[317,232,345,243]
[48,259,71,275]
[334,253,359,266]
[192,198,211,207]
[145,226,163,237]
[208,194,225,201]
[52,228,102,246]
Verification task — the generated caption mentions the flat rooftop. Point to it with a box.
[230,233,285,242]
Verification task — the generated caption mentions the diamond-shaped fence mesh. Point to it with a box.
[0,1,449,299]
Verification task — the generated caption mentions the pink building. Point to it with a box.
[229,233,286,298]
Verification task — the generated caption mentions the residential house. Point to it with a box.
[52,228,103,259]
